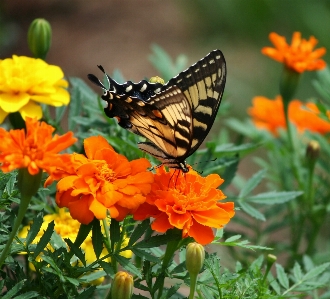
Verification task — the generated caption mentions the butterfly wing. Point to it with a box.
[165,49,226,156]
[88,49,226,170]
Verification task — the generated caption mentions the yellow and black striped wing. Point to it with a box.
[164,49,226,156]
[87,49,226,171]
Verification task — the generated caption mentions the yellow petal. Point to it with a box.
[0,92,30,112]
[19,101,43,120]
[0,107,8,124]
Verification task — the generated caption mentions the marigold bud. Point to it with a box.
[306,140,320,161]
[28,18,52,60]
[266,254,277,267]
[110,271,133,299]
[149,76,165,85]
[186,242,205,276]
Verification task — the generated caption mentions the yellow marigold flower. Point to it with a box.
[248,95,330,136]
[262,32,326,73]
[0,55,70,123]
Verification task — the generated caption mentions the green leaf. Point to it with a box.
[25,212,44,246]
[113,254,141,278]
[135,233,181,249]
[238,169,266,198]
[302,262,330,280]
[131,248,159,263]
[246,191,303,204]
[92,218,103,259]
[73,222,93,250]
[220,157,239,190]
[4,171,17,195]
[76,286,97,299]
[238,200,265,221]
[275,263,289,289]
[2,279,26,299]
[164,284,180,299]
[110,219,120,251]
[65,238,86,265]
[69,77,98,131]
[99,260,115,275]
[13,291,40,299]
[128,219,150,247]
[149,44,187,81]
[32,221,55,259]
[293,262,303,281]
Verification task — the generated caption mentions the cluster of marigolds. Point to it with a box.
[0,27,328,296]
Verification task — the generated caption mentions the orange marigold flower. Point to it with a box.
[262,32,326,73]
[0,117,76,176]
[54,136,154,225]
[248,95,330,135]
[133,167,235,245]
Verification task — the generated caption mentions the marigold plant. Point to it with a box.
[0,117,76,176]
[133,167,235,245]
[261,32,326,73]
[248,95,330,135]
[53,135,154,225]
[0,55,70,123]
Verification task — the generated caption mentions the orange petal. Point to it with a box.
[84,136,113,159]
[188,220,215,245]
[151,213,173,233]
[89,198,108,220]
[69,195,95,225]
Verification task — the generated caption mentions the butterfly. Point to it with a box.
[88,49,226,173]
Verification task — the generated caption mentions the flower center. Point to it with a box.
[98,163,116,182]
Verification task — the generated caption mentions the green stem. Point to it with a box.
[103,218,111,250]
[0,194,32,267]
[157,239,180,299]
[188,274,198,299]
[103,218,118,273]
[283,99,295,152]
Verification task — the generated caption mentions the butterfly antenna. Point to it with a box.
[95,65,114,91]
[87,73,107,90]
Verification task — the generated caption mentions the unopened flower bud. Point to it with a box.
[266,254,277,267]
[186,242,205,276]
[110,271,133,299]
[149,76,165,85]
[28,18,52,60]
[306,140,320,161]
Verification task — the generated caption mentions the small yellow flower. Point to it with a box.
[0,55,70,123]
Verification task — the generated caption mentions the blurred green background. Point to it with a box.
[1,0,329,119]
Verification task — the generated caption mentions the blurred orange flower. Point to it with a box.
[0,117,76,176]
[133,167,235,245]
[248,95,330,135]
[262,32,326,73]
[54,136,154,224]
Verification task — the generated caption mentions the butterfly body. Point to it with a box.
[88,49,226,172]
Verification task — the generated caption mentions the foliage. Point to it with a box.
[1,20,330,299]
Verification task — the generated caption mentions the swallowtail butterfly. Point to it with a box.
[88,49,226,172]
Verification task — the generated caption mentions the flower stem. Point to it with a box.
[0,194,32,267]
[188,275,198,299]
[157,239,180,299]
